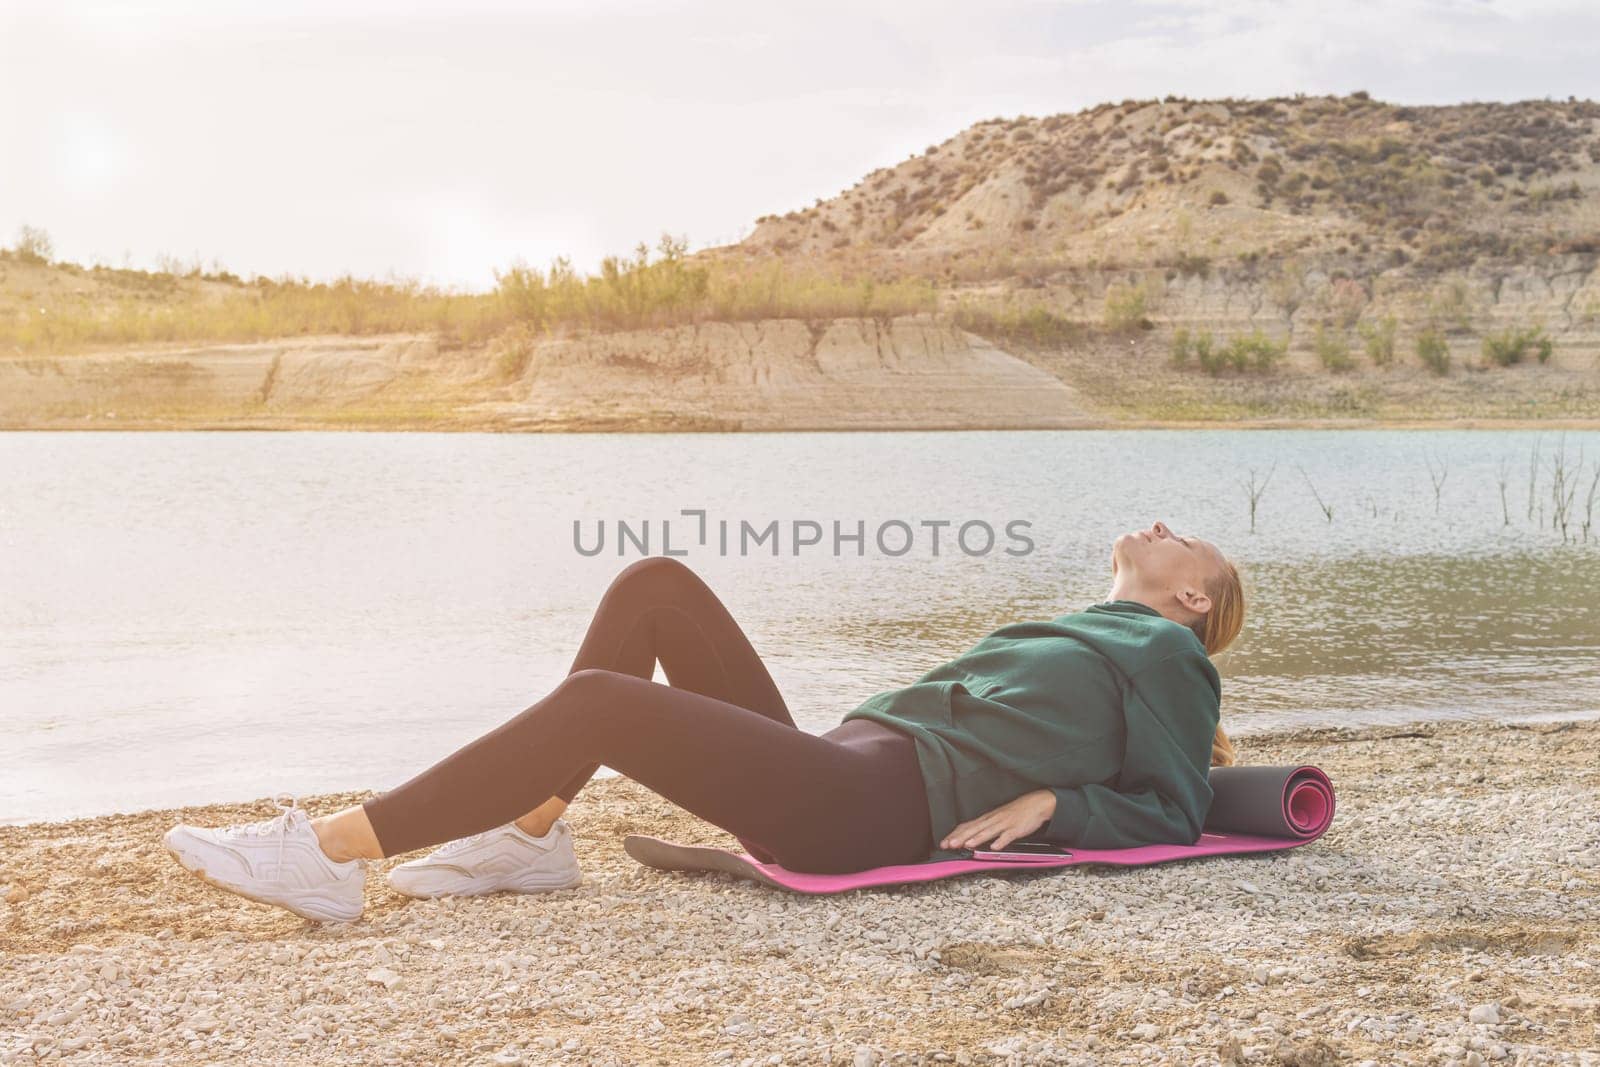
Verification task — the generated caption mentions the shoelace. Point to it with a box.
[435,819,557,857]
[434,827,496,857]
[223,792,303,878]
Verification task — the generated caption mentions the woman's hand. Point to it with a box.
[939,789,1057,851]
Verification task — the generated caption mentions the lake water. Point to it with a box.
[3,429,1597,824]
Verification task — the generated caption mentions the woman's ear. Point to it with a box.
[1177,585,1212,618]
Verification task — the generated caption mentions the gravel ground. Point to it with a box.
[2,718,1597,1066]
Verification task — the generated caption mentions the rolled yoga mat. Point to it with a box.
[623,764,1335,895]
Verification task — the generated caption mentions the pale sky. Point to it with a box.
[4,0,1599,290]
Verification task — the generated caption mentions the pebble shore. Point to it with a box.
[2,718,1597,1065]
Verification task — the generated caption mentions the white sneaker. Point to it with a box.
[162,793,367,923]
[386,817,582,899]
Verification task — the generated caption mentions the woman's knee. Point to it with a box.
[529,670,645,740]
[596,557,724,627]
[558,667,633,699]
[611,555,697,589]
[553,669,680,725]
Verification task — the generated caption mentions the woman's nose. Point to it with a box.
[1151,520,1167,537]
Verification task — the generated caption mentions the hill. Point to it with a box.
[3,93,1598,430]
[732,93,1600,277]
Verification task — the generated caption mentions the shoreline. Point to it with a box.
[8,710,1600,831]
[3,717,1597,1064]
[10,416,1600,433]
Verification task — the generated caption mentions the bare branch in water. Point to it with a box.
[1297,463,1334,523]
[1495,455,1512,527]
[1424,450,1448,515]
[1527,434,1542,524]
[1546,434,1581,544]
[1238,462,1277,533]
[1582,467,1599,544]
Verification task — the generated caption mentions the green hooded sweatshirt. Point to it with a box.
[840,599,1220,851]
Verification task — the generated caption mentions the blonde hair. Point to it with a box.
[1188,554,1245,768]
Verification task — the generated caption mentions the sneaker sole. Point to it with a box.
[162,835,362,924]
[387,865,583,900]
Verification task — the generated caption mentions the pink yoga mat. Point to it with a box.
[624,764,1335,894]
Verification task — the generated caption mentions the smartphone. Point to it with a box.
[969,840,1073,861]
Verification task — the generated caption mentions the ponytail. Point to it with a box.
[1189,554,1245,769]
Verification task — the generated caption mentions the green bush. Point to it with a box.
[1425,277,1476,334]
[1480,324,1553,367]
[1169,327,1191,368]
[1201,329,1286,375]
[1313,325,1354,372]
[11,224,52,265]
[1170,327,1224,371]
[1358,315,1398,367]
[1102,282,1152,332]
[1182,329,1281,376]
[952,303,1085,349]
[1416,330,1451,375]
[1171,252,1211,279]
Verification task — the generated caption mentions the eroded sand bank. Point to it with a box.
[0,317,1095,433]
[8,315,1596,433]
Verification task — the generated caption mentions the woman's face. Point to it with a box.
[1110,520,1225,595]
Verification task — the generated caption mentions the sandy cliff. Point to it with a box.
[496,315,1090,430]
[0,316,1093,432]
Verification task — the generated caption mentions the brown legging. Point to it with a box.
[361,556,933,874]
